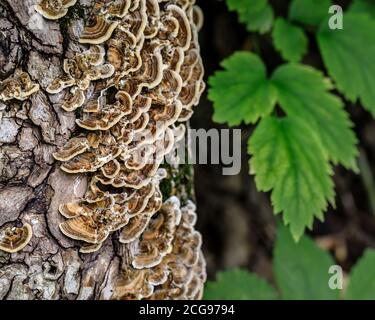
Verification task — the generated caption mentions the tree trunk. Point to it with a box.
[0,0,205,300]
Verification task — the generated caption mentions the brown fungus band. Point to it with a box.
[35,0,78,20]
[43,0,205,300]
[105,198,205,300]
[0,70,40,102]
[0,223,33,254]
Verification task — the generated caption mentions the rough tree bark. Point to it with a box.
[0,0,205,300]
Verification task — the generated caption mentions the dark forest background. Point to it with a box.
[194,0,375,282]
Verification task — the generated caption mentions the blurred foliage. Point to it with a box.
[345,250,375,299]
[272,18,308,62]
[208,0,375,240]
[204,269,278,300]
[204,224,375,300]
[226,0,274,33]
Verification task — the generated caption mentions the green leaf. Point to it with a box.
[204,269,278,300]
[208,52,277,126]
[317,13,375,117]
[226,0,274,33]
[274,224,339,299]
[272,18,308,62]
[349,0,375,19]
[346,249,375,300]
[248,116,334,240]
[210,55,358,239]
[289,0,332,26]
[271,64,358,170]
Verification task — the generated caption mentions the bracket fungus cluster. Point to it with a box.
[43,0,206,299]
[111,198,206,300]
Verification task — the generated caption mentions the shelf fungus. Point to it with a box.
[110,198,206,300]
[0,223,33,254]
[0,70,40,101]
[49,0,206,300]
[35,0,77,20]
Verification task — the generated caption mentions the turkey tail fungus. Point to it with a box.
[0,0,205,300]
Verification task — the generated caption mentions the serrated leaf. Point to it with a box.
[204,269,278,300]
[248,116,334,240]
[317,13,375,117]
[210,54,358,238]
[349,0,375,19]
[289,0,332,26]
[226,0,274,33]
[345,250,375,300]
[208,52,277,126]
[271,64,358,170]
[274,224,339,299]
[272,18,308,62]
